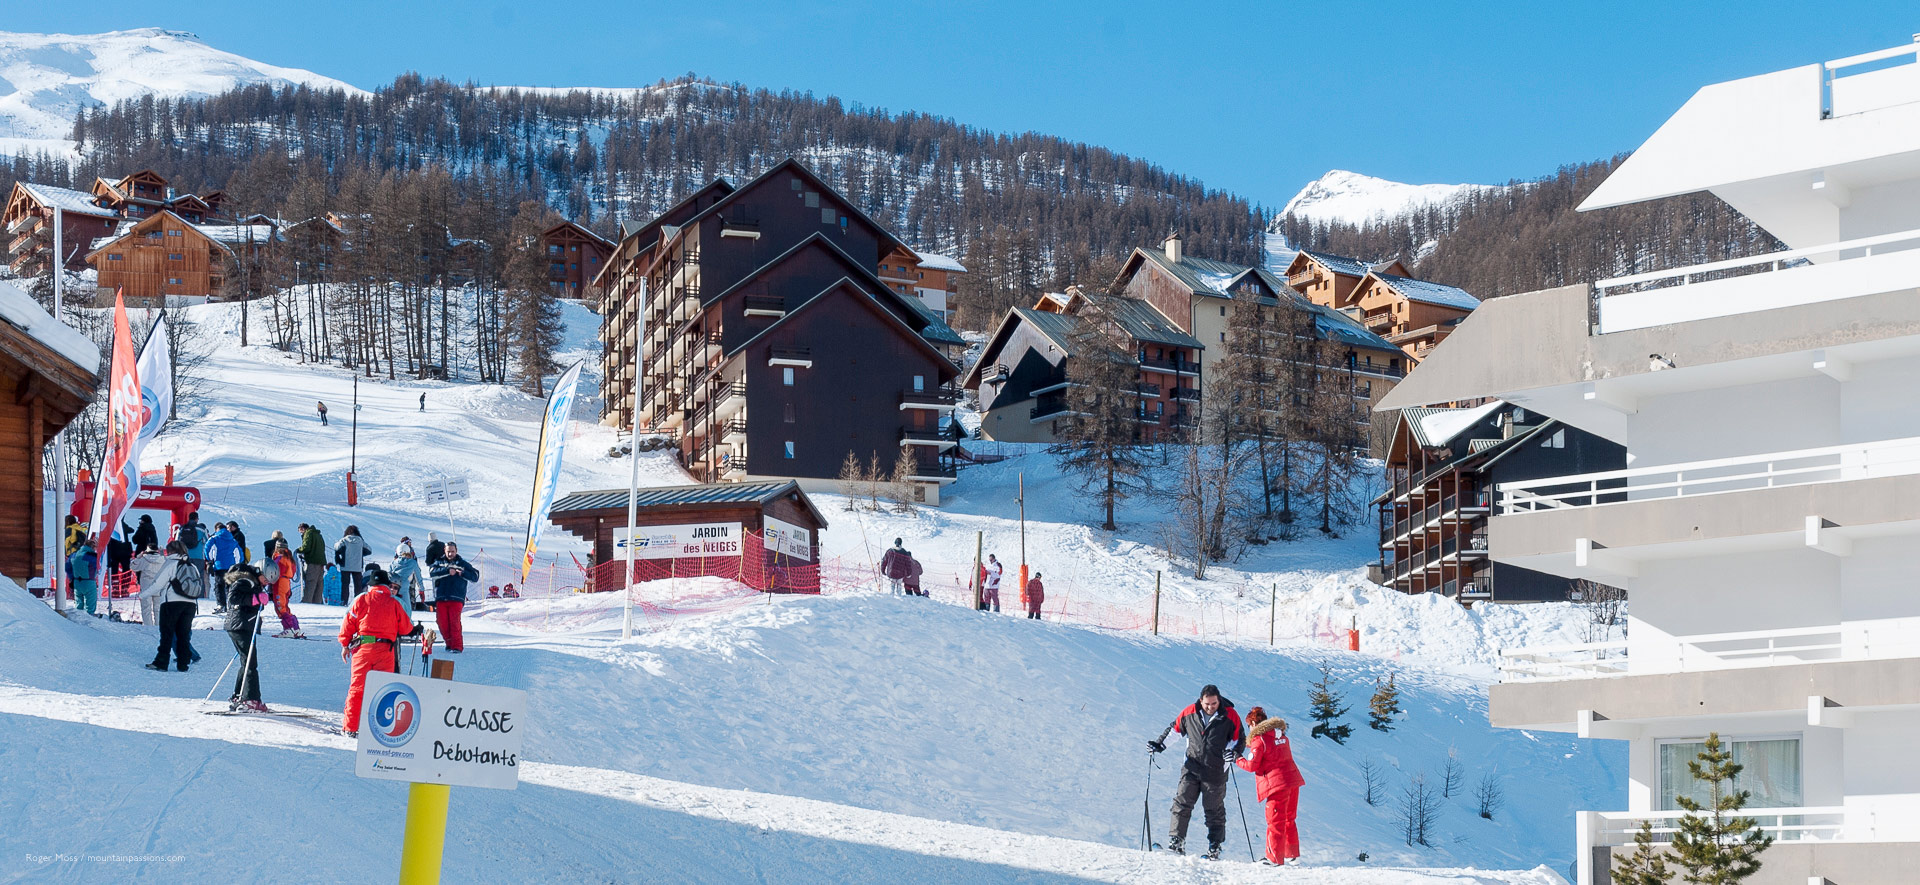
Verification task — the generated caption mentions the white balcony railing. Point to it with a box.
[1594,226,1920,333]
[1500,621,1920,683]
[1498,434,1920,513]
[1578,806,1888,885]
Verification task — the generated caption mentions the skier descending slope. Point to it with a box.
[1147,684,1245,859]
[337,566,420,737]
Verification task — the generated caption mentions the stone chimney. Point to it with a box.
[1162,232,1182,264]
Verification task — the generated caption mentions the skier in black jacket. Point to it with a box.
[1148,684,1245,858]
[223,565,269,712]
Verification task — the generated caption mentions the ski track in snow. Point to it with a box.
[0,301,1613,882]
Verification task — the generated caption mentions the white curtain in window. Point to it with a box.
[1658,738,1801,811]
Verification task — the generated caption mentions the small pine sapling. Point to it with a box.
[1361,754,1383,807]
[1442,747,1464,798]
[1473,771,1505,820]
[1671,733,1773,884]
[1307,665,1352,743]
[1368,673,1403,732]
[1611,820,1675,885]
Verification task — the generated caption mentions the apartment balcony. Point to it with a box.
[5,214,35,234]
[899,424,956,449]
[1287,269,1319,288]
[768,345,812,368]
[714,382,747,418]
[1364,311,1393,330]
[1571,808,1920,885]
[899,387,959,411]
[1139,356,1201,376]
[1129,382,1163,398]
[905,460,958,483]
[1028,374,1073,397]
[744,295,786,317]
[7,231,39,255]
[722,419,749,444]
[1030,396,1076,423]
[981,363,1010,385]
[1491,621,1920,732]
[1170,386,1201,402]
[1490,436,1920,581]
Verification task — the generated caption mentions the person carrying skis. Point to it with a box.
[223,564,270,712]
[982,554,1003,612]
[334,525,373,602]
[268,539,303,638]
[1236,706,1305,866]
[879,539,912,595]
[429,542,479,653]
[338,566,421,737]
[208,522,242,613]
[298,523,327,605]
[1024,572,1045,620]
[392,536,422,608]
[1148,684,1245,858]
[66,535,100,616]
[140,541,203,673]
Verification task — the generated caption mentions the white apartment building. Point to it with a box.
[1380,38,1920,885]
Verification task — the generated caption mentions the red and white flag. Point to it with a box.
[87,291,143,560]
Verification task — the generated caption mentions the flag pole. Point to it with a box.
[49,206,66,612]
[621,280,647,641]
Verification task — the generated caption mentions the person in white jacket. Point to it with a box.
[139,542,202,672]
[132,546,167,629]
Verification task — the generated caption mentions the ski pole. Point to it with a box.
[1232,767,1255,862]
[237,609,263,706]
[204,646,239,702]
[1141,750,1157,852]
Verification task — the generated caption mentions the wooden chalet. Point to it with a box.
[1283,249,1409,313]
[1347,271,1480,362]
[549,480,827,568]
[877,245,967,318]
[597,159,966,503]
[4,183,121,277]
[0,281,98,584]
[88,170,217,223]
[85,211,258,305]
[1375,402,1624,603]
[540,221,614,300]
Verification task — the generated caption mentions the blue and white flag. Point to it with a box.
[521,361,584,584]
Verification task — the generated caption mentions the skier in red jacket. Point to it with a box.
[337,566,419,736]
[1236,706,1306,865]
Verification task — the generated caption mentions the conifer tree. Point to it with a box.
[1368,673,1403,732]
[1306,665,1351,744]
[1611,820,1675,885]
[1670,733,1772,884]
[1051,301,1151,531]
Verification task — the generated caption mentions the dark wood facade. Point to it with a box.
[0,284,97,583]
[4,183,123,277]
[598,159,962,498]
[1376,403,1625,604]
[540,221,613,300]
[86,211,234,305]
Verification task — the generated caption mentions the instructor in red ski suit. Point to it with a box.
[337,567,419,736]
[1236,706,1306,865]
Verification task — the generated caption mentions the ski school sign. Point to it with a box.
[612,522,744,560]
[355,674,527,791]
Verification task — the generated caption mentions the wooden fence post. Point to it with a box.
[1152,572,1161,636]
[1270,583,1278,646]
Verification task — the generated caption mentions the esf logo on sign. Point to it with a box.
[371,682,422,748]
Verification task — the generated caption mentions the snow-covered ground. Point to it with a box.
[0,301,1617,882]
[0,28,364,157]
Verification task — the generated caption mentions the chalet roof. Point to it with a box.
[1100,296,1206,348]
[550,479,828,528]
[1371,272,1480,312]
[16,183,117,219]
[703,232,959,351]
[901,296,966,347]
[1408,399,1505,448]
[0,279,100,373]
[910,248,967,273]
[678,158,907,259]
[1297,250,1375,278]
[195,223,281,245]
[730,276,962,379]
[1127,247,1288,299]
[85,211,233,259]
[1303,301,1400,353]
[543,220,614,249]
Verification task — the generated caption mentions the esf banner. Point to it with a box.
[355,674,528,791]
[612,522,744,560]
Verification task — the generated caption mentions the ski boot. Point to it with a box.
[1204,844,1222,860]
[1166,838,1184,855]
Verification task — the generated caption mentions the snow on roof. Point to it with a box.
[1193,270,1239,295]
[1416,400,1504,448]
[1298,250,1374,278]
[194,223,280,244]
[17,182,117,219]
[1375,273,1480,311]
[910,249,967,273]
[0,280,100,373]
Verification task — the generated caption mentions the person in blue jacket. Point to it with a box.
[66,538,101,616]
[428,542,479,653]
[207,522,243,613]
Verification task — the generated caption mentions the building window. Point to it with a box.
[1220,306,1226,317]
[782,367,795,386]
[168,230,182,237]
[784,403,795,423]
[168,253,183,260]
[108,254,123,261]
[804,191,820,208]
[1657,737,1800,810]
[167,278,182,285]
[913,375,925,392]
[821,207,836,224]
[784,441,795,459]
[1541,429,1565,449]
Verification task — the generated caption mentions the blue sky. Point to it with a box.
[9,1,1917,206]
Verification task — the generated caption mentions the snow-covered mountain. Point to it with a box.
[1281,170,1499,230]
[0,28,364,156]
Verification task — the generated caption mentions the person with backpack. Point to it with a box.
[1148,684,1246,858]
[1236,706,1306,866]
[140,541,204,672]
[222,564,270,712]
[66,536,100,616]
[338,566,421,737]
[298,523,327,605]
[207,522,242,613]
[428,542,479,653]
[392,536,422,609]
[423,532,445,569]
[334,526,373,602]
[177,512,211,601]
[267,539,303,638]
[903,556,924,597]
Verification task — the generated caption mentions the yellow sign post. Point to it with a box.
[399,658,456,885]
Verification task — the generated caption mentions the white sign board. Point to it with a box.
[613,522,744,559]
[762,515,813,562]
[444,477,470,501]
[423,477,471,504]
[355,674,527,791]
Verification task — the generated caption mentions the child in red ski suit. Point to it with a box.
[1236,706,1305,865]
[337,568,417,736]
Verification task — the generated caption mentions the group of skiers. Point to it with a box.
[105,510,483,722]
[1149,684,1305,865]
[877,541,1046,619]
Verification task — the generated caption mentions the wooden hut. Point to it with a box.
[0,280,100,583]
[549,480,828,592]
